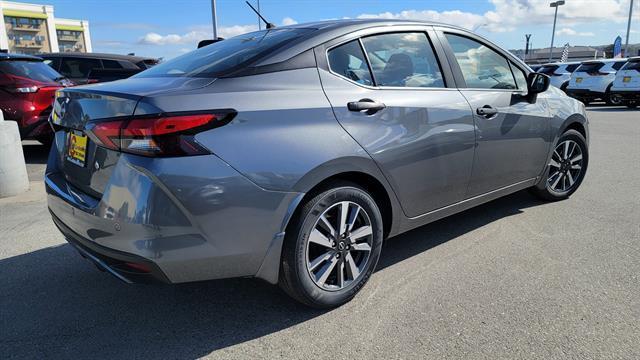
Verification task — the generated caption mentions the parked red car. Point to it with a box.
[0,53,73,145]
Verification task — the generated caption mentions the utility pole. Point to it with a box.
[549,1,565,62]
[625,0,634,57]
[525,34,532,62]
[211,0,218,39]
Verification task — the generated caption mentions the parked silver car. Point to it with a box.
[47,19,589,308]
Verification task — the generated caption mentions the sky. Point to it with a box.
[28,0,640,59]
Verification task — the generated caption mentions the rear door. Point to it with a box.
[613,59,640,89]
[437,29,550,197]
[317,26,476,217]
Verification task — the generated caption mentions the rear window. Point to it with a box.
[621,60,640,71]
[135,28,311,78]
[575,62,604,73]
[0,60,62,83]
[612,61,626,71]
[565,64,580,72]
[539,65,559,75]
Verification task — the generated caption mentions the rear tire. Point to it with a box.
[605,85,622,106]
[279,181,383,308]
[627,102,638,109]
[530,129,588,201]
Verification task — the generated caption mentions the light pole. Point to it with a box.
[625,0,634,57]
[257,0,262,30]
[211,0,218,40]
[549,0,565,62]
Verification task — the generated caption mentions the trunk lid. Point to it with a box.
[51,77,215,198]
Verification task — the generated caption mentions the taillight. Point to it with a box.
[86,111,235,157]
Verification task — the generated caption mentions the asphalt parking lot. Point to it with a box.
[1,106,638,359]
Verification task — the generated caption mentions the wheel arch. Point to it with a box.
[290,156,402,239]
[255,157,403,285]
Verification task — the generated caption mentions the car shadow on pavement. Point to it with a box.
[21,141,49,165]
[584,106,638,113]
[0,191,544,359]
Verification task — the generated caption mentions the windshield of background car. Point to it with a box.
[539,65,559,75]
[0,60,62,83]
[575,62,604,73]
[135,28,312,78]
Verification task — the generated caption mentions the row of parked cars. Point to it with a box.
[0,52,158,144]
[533,57,640,108]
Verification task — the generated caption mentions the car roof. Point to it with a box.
[542,61,581,66]
[39,52,156,62]
[255,19,469,65]
[581,58,627,64]
[0,53,43,61]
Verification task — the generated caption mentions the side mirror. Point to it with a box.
[526,72,550,103]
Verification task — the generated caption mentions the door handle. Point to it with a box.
[348,98,386,114]
[476,105,498,118]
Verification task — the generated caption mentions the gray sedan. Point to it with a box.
[46,19,589,308]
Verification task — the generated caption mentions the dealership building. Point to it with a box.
[0,1,91,54]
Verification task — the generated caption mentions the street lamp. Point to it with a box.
[211,0,218,40]
[624,0,635,57]
[549,0,565,62]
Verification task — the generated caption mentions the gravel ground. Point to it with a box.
[1,106,638,359]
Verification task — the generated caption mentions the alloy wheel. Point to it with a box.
[547,139,584,193]
[305,201,373,291]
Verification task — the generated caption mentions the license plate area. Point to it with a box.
[66,130,88,167]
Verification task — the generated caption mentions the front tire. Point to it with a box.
[531,129,588,201]
[279,181,383,308]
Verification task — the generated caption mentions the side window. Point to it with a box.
[102,59,124,69]
[43,57,61,71]
[59,58,102,79]
[612,61,626,71]
[510,61,528,90]
[361,32,444,88]
[327,40,373,86]
[445,33,517,90]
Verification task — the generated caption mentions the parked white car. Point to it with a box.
[566,58,628,105]
[610,57,640,109]
[538,61,581,91]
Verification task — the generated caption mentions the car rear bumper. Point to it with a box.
[609,90,640,101]
[46,145,303,284]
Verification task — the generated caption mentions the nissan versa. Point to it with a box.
[47,20,589,308]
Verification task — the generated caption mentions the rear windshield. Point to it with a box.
[575,62,604,73]
[612,61,626,71]
[539,65,559,75]
[135,28,311,78]
[621,60,640,71]
[0,60,62,83]
[565,64,580,72]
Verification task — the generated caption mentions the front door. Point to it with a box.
[439,31,551,197]
[318,30,476,217]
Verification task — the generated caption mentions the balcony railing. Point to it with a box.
[8,24,42,32]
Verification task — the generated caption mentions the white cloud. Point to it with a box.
[356,0,639,34]
[138,24,258,45]
[282,17,298,26]
[556,27,595,37]
[357,9,487,31]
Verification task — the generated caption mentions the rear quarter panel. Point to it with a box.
[139,68,403,234]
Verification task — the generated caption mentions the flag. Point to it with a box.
[613,36,623,58]
[561,43,570,62]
